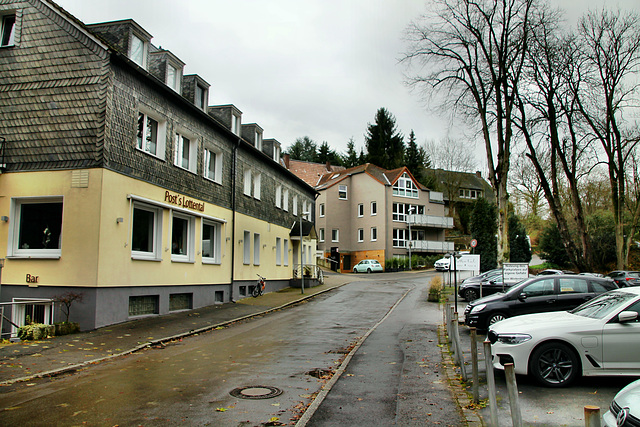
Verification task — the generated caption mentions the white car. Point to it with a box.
[434,257,450,271]
[602,379,640,426]
[353,259,383,274]
[488,287,640,387]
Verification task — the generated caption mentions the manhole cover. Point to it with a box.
[230,385,283,400]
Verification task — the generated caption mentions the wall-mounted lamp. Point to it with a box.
[116,217,124,224]
[1,216,8,222]
[272,246,276,250]
[226,237,231,241]
[263,244,267,248]
[238,239,243,244]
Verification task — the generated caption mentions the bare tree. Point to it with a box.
[403,0,535,263]
[509,152,545,218]
[572,9,640,268]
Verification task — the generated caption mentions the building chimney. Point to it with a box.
[284,153,290,169]
[326,161,331,172]
[476,171,482,178]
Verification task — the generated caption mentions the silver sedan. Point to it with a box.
[488,287,640,387]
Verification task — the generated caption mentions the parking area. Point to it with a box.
[448,297,635,426]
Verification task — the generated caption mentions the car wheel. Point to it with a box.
[464,288,479,301]
[487,313,507,327]
[367,268,372,274]
[529,342,580,387]
[353,268,358,274]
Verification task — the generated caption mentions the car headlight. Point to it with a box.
[469,304,486,314]
[496,334,532,345]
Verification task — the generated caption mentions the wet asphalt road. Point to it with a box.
[0,271,461,426]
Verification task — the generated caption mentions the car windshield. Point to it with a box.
[629,272,640,278]
[569,290,637,319]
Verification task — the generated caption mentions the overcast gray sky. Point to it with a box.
[55,0,639,166]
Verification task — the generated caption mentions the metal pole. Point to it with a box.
[300,219,304,294]
[505,363,522,427]
[453,252,458,312]
[470,327,479,404]
[584,406,601,427]
[484,340,499,427]
[408,218,412,271]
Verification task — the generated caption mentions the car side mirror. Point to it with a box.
[518,292,528,301]
[618,311,638,323]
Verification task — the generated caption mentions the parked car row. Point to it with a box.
[464,274,618,330]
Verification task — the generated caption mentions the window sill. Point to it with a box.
[202,260,221,265]
[203,176,222,185]
[7,254,61,260]
[131,255,162,262]
[174,164,198,175]
[171,258,195,264]
[135,147,166,162]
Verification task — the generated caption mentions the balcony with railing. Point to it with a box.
[408,214,454,229]
[398,240,454,253]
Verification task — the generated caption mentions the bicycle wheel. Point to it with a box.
[252,284,260,297]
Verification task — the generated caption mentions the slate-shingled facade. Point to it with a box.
[0,0,316,333]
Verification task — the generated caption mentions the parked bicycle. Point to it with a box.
[252,274,266,297]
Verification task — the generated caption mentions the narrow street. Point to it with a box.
[0,271,461,426]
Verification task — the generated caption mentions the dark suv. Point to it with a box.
[463,274,618,330]
[606,270,640,287]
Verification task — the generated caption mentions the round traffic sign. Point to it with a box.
[470,239,477,248]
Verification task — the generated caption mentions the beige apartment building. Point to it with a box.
[314,164,453,272]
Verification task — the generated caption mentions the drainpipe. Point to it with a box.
[230,138,241,302]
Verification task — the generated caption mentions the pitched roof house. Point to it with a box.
[313,163,453,272]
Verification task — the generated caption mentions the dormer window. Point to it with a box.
[231,113,241,136]
[1,13,16,47]
[195,84,207,109]
[130,34,146,67]
[167,64,180,92]
[255,130,263,151]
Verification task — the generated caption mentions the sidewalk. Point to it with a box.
[0,272,353,386]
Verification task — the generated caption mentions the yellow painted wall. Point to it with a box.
[233,212,294,281]
[0,169,103,287]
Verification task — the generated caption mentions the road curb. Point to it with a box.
[0,283,349,387]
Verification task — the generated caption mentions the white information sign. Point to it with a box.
[502,263,530,282]
[453,254,480,271]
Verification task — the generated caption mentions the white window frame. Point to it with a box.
[283,239,289,266]
[357,228,364,242]
[338,185,347,200]
[358,203,364,217]
[243,230,251,264]
[201,219,221,264]
[243,169,252,196]
[195,84,207,109]
[283,189,289,211]
[8,197,64,259]
[293,195,298,216]
[255,130,263,151]
[253,173,262,200]
[166,64,180,92]
[174,130,197,172]
[1,12,17,47]
[276,237,282,266]
[319,228,325,242]
[253,233,261,266]
[203,147,222,183]
[130,33,147,68]
[371,227,378,241]
[170,211,195,263]
[371,201,377,216]
[331,229,339,242]
[393,173,419,198]
[319,203,325,217]
[131,202,163,261]
[231,113,241,136]
[136,106,166,159]
[275,185,282,208]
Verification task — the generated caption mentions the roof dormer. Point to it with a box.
[182,74,210,111]
[263,138,281,162]
[208,105,243,136]
[241,124,263,150]
[87,19,152,69]
[148,49,185,92]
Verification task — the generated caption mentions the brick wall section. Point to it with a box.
[0,0,109,171]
